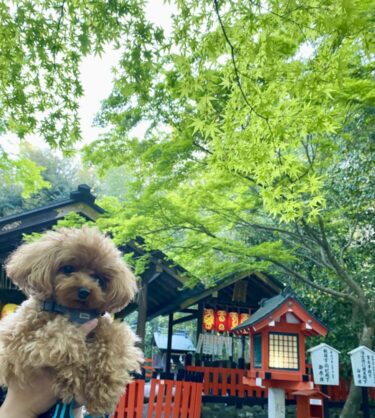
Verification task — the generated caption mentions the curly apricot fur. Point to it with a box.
[0,227,143,416]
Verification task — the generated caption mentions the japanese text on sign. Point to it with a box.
[349,346,375,388]
[308,343,340,386]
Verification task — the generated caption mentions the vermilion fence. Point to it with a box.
[111,366,375,418]
[112,379,145,418]
[112,378,203,418]
[186,365,254,397]
[186,365,375,402]
[318,380,375,402]
[147,378,203,418]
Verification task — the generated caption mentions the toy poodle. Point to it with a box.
[0,227,143,416]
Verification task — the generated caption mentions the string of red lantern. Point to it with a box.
[203,308,250,333]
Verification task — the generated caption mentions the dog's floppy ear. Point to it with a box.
[105,262,138,313]
[5,234,59,299]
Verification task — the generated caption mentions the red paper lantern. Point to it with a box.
[239,312,250,324]
[227,311,239,331]
[215,310,228,333]
[203,308,215,331]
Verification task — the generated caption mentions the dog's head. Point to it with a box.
[5,227,137,313]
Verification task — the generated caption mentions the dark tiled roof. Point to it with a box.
[234,293,287,330]
[0,184,103,228]
[0,185,104,254]
[232,289,327,332]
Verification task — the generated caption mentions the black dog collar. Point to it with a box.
[41,300,101,324]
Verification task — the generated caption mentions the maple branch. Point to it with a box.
[192,140,213,155]
[317,216,366,301]
[261,256,356,302]
[213,0,273,135]
[339,219,358,262]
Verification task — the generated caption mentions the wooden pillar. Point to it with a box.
[196,302,204,365]
[136,279,148,350]
[165,312,173,375]
[322,385,330,418]
[362,387,370,418]
[268,388,285,418]
[197,302,203,343]
[296,395,310,418]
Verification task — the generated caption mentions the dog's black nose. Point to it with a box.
[78,287,91,300]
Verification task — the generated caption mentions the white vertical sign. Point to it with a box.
[308,343,340,385]
[348,346,375,388]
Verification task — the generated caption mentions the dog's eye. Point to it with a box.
[92,274,107,290]
[60,265,75,275]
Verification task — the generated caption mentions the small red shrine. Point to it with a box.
[232,290,328,417]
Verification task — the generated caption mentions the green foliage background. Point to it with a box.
[0,1,374,414]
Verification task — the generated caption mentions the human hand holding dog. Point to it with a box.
[0,319,98,418]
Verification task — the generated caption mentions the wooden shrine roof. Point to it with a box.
[0,184,104,257]
[0,187,284,320]
[122,266,283,320]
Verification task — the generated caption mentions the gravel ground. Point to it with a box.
[201,403,374,418]
[201,404,294,418]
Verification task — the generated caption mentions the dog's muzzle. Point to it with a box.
[78,287,91,300]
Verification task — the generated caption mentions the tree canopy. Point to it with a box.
[0,1,373,416]
[83,3,374,415]
[87,0,373,217]
[84,0,374,304]
[0,144,98,216]
[0,0,149,195]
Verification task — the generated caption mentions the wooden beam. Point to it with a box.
[179,271,255,310]
[253,271,282,293]
[197,302,203,338]
[203,300,257,311]
[180,308,198,314]
[140,263,162,286]
[126,240,184,283]
[172,313,198,326]
[147,271,162,285]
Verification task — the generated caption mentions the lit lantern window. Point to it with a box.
[269,332,299,370]
[254,334,262,368]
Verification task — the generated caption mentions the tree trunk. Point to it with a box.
[340,323,374,418]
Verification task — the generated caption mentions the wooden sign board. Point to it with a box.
[349,346,375,388]
[308,343,340,385]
